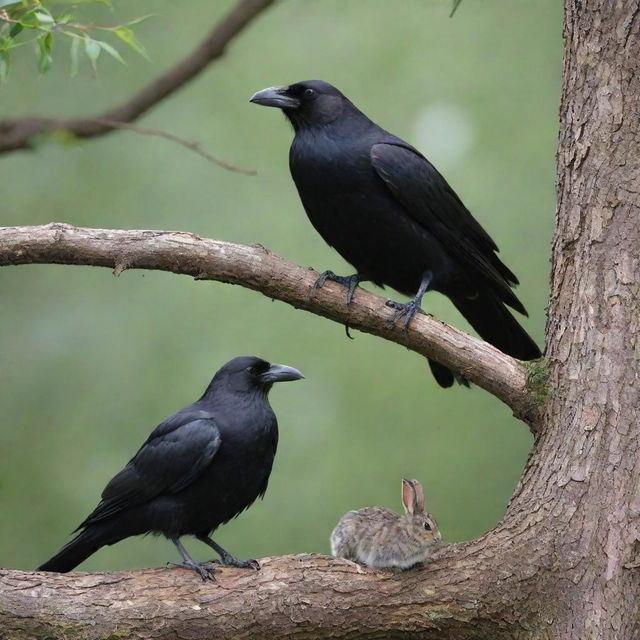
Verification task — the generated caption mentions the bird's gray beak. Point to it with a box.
[261,363,305,383]
[250,86,300,109]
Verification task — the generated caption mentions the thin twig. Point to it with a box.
[91,119,256,175]
[450,0,464,18]
[0,0,276,154]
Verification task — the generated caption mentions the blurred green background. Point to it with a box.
[1,0,561,571]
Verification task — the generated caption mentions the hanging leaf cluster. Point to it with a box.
[0,0,151,83]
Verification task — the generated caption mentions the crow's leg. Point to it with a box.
[167,537,216,581]
[197,535,260,570]
[386,270,433,330]
[312,271,368,305]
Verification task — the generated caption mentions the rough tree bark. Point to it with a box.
[0,0,638,638]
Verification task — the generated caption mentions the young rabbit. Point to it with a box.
[330,478,441,569]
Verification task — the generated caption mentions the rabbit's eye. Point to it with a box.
[423,522,432,531]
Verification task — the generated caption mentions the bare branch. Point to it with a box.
[0,223,540,424]
[90,119,257,175]
[0,0,275,155]
[0,541,534,640]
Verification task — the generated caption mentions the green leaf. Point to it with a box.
[83,37,100,73]
[17,10,39,28]
[0,0,20,8]
[113,26,149,60]
[33,10,55,28]
[0,48,9,83]
[56,12,75,24]
[36,31,52,73]
[18,8,50,29]
[9,22,23,38]
[96,39,125,65]
[69,35,79,76]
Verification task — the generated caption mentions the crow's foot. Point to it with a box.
[386,270,433,331]
[167,560,216,581]
[196,535,261,570]
[219,553,260,570]
[386,298,423,331]
[312,271,363,305]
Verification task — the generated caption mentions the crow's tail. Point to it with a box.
[452,289,541,361]
[428,359,470,388]
[37,526,108,573]
[429,289,541,388]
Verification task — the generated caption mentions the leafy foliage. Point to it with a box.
[0,0,150,82]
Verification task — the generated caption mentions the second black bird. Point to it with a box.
[37,356,304,579]
[251,80,541,387]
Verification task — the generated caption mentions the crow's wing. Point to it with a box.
[77,418,221,528]
[370,142,525,313]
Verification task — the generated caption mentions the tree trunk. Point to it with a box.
[0,0,638,638]
[501,0,640,635]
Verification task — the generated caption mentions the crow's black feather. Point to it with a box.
[38,356,303,577]
[251,80,541,386]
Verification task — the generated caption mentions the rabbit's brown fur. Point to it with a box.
[330,479,441,569]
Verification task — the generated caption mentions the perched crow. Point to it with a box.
[37,356,304,579]
[251,80,541,387]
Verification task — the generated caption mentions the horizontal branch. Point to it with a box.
[0,544,526,640]
[0,223,539,423]
[0,0,274,154]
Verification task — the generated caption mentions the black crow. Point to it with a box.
[250,80,541,387]
[37,356,304,579]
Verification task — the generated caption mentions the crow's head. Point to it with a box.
[250,80,347,129]
[205,356,304,396]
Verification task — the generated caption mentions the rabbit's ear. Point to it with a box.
[402,478,416,514]
[411,480,425,513]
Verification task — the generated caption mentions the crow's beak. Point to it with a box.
[261,363,305,383]
[250,86,300,109]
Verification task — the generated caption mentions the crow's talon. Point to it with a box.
[312,270,331,293]
[311,270,337,297]
[312,271,362,305]
[221,556,261,570]
[167,560,216,581]
[386,299,423,331]
[344,275,361,305]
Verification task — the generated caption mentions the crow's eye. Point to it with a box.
[423,521,432,531]
[248,361,270,375]
[304,88,316,98]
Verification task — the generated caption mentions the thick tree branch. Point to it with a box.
[0,0,275,154]
[0,223,540,424]
[0,541,537,640]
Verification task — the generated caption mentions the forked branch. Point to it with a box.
[0,223,540,423]
[0,0,275,154]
